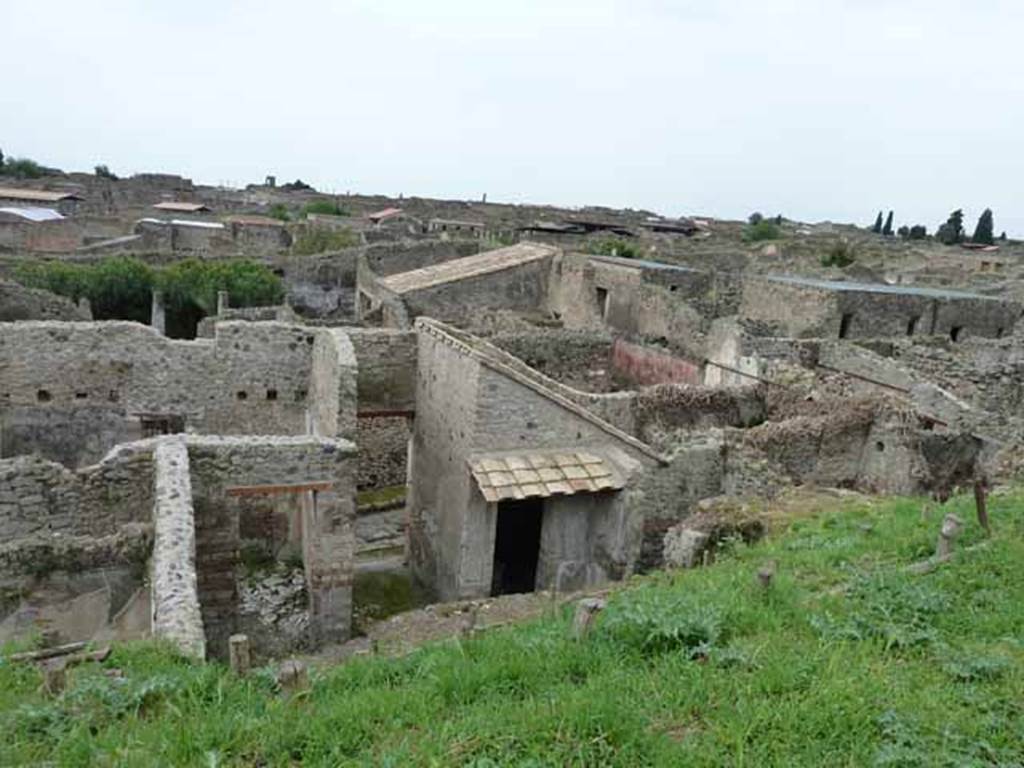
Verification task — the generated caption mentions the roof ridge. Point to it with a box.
[416,318,667,464]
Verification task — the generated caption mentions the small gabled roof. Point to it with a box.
[152,201,211,213]
[0,206,65,222]
[468,450,623,503]
[367,207,404,223]
[380,242,556,295]
[0,187,81,203]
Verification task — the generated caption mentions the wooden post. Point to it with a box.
[755,560,776,590]
[458,606,478,640]
[571,598,606,641]
[277,659,309,696]
[936,514,964,561]
[228,634,251,676]
[41,660,66,697]
[974,479,991,536]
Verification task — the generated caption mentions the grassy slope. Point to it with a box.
[2,491,1023,767]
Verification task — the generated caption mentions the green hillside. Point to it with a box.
[3,490,1023,766]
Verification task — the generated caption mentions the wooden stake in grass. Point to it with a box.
[571,598,606,641]
[936,514,964,561]
[277,659,309,696]
[229,634,251,677]
[41,660,66,697]
[974,478,991,536]
[756,560,777,590]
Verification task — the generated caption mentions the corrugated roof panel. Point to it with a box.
[0,206,65,222]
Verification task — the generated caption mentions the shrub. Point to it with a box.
[301,199,349,218]
[14,257,154,323]
[587,237,641,259]
[897,225,910,239]
[599,587,727,658]
[742,220,781,242]
[748,212,764,225]
[267,203,290,221]
[292,226,361,255]
[909,225,927,240]
[2,156,45,179]
[820,240,857,268]
[936,209,964,245]
[94,164,118,180]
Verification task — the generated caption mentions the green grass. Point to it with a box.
[357,484,406,507]
[3,491,1023,766]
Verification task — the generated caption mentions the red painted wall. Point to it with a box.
[611,339,702,386]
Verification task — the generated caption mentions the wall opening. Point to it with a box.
[595,287,609,319]
[906,316,920,336]
[266,389,278,401]
[491,498,544,596]
[838,313,854,339]
[950,326,963,342]
[36,390,51,403]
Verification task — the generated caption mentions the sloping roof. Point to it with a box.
[0,187,81,203]
[0,206,65,222]
[761,274,1003,302]
[153,201,211,212]
[381,242,556,295]
[223,214,286,227]
[367,207,403,223]
[468,450,623,503]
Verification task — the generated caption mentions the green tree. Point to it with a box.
[748,212,764,225]
[267,203,290,221]
[94,164,118,180]
[936,209,964,245]
[3,157,44,179]
[909,225,927,240]
[13,257,154,322]
[871,211,883,234]
[971,208,994,245]
[742,220,782,243]
[882,210,894,236]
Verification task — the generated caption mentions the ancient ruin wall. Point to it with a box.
[151,438,205,658]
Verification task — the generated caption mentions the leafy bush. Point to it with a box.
[599,587,727,658]
[748,212,764,225]
[94,164,118,180]
[13,256,282,337]
[820,240,857,268]
[267,203,290,221]
[301,199,349,218]
[908,224,927,240]
[14,257,154,323]
[1,156,45,179]
[936,209,964,245]
[587,237,641,259]
[292,226,361,255]
[742,220,781,242]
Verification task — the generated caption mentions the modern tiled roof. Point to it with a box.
[381,242,556,295]
[0,187,81,202]
[760,274,1002,302]
[224,214,286,227]
[153,201,210,212]
[468,449,623,503]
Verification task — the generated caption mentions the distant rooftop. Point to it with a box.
[152,201,211,213]
[381,242,556,295]
[0,187,81,203]
[367,207,403,223]
[590,254,703,274]
[223,214,286,227]
[0,206,65,223]
[761,274,1004,302]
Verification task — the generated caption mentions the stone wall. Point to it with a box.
[356,416,410,489]
[0,320,356,467]
[346,328,418,412]
[0,280,91,321]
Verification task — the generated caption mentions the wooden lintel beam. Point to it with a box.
[226,481,333,497]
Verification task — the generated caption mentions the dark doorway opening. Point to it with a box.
[492,498,544,596]
[950,326,963,342]
[838,313,854,339]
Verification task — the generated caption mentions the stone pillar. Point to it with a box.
[217,291,230,316]
[151,290,166,335]
[302,486,355,645]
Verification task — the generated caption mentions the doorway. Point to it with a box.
[491,498,544,596]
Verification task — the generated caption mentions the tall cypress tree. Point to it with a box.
[882,210,894,236]
[871,211,883,233]
[972,209,994,245]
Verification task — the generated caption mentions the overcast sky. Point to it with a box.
[3,1,1022,233]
